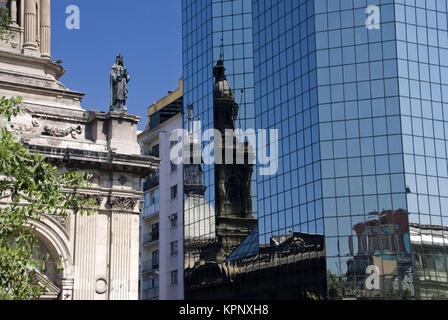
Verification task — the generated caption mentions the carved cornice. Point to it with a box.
[24,144,159,175]
[0,50,66,80]
[0,71,56,89]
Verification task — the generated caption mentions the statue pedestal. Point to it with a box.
[88,111,141,155]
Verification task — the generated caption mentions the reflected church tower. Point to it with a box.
[212,58,257,263]
[184,104,206,197]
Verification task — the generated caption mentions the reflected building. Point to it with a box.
[186,227,327,300]
[183,105,217,274]
[410,222,448,299]
[182,0,258,299]
[345,209,414,298]
[184,58,259,297]
[345,209,448,299]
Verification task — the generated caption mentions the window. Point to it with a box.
[143,276,159,290]
[150,189,159,206]
[169,213,178,229]
[151,144,159,157]
[151,223,159,241]
[171,185,178,199]
[149,277,159,289]
[170,270,178,285]
[144,171,159,191]
[170,241,178,256]
[152,250,159,269]
[171,162,178,173]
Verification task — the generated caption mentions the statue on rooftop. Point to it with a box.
[110,54,130,112]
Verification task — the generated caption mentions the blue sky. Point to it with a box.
[51,1,182,130]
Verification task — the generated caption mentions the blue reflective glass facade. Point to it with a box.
[182,0,258,297]
[253,0,448,299]
[395,0,448,299]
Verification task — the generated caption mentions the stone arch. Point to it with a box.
[26,217,73,299]
[29,217,73,276]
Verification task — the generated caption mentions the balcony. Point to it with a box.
[143,176,159,191]
[142,288,159,300]
[142,204,160,220]
[143,233,159,246]
[141,260,159,274]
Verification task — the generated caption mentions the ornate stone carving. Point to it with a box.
[138,200,144,212]
[9,119,40,134]
[43,124,83,139]
[109,196,137,211]
[47,214,70,234]
[118,175,128,185]
[53,215,68,226]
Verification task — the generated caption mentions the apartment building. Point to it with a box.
[138,79,184,300]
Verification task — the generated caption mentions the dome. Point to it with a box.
[213,59,234,100]
[214,79,234,99]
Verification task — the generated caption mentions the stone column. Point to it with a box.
[40,0,50,58]
[23,0,38,53]
[10,0,18,25]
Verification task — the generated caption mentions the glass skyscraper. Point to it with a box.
[253,0,447,299]
[181,0,258,298]
[182,0,448,300]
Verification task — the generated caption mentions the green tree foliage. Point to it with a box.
[0,8,97,299]
[327,270,348,298]
[0,96,97,300]
[305,291,324,301]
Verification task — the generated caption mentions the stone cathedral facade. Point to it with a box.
[0,1,159,300]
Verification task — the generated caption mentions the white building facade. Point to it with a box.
[0,0,158,300]
[138,80,184,300]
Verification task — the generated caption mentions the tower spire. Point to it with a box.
[219,37,224,61]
